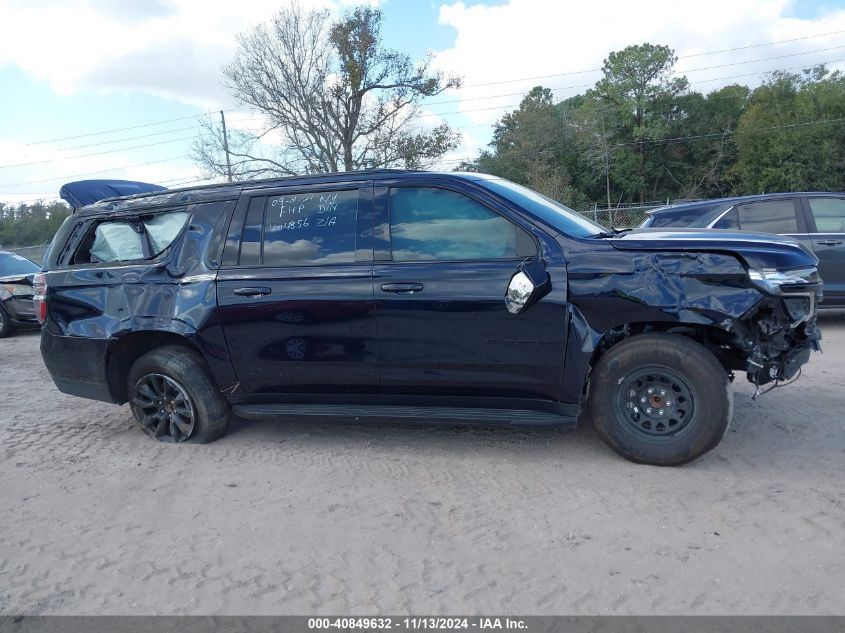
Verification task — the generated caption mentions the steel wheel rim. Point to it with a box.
[615,364,696,440]
[132,373,196,442]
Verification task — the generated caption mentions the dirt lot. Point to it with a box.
[1,315,843,615]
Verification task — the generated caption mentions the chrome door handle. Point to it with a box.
[381,282,424,293]
[817,239,842,246]
[234,286,272,297]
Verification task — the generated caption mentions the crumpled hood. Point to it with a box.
[608,228,818,270]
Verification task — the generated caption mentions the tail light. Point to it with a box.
[33,273,47,324]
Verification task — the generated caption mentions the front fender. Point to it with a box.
[559,249,766,403]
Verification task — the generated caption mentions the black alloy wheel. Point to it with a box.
[132,373,196,442]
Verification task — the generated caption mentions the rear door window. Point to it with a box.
[388,187,524,261]
[734,200,800,233]
[263,190,358,266]
[807,198,845,233]
[227,189,360,267]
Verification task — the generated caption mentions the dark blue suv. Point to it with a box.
[37,171,822,466]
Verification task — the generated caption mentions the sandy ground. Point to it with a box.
[0,315,843,615]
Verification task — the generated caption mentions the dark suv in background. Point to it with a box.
[37,171,822,466]
[642,192,845,307]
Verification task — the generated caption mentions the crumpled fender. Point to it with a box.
[559,249,766,403]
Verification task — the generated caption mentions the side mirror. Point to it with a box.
[505,260,551,315]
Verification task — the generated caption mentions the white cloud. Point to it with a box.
[0,0,366,108]
[433,0,845,129]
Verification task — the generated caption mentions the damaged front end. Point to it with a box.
[727,267,822,388]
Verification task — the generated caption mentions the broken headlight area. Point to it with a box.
[728,290,822,388]
[748,266,820,293]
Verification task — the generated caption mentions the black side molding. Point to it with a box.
[232,404,577,428]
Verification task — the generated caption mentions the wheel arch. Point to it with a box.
[107,330,204,404]
[580,321,739,403]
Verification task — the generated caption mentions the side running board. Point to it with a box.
[231,404,577,428]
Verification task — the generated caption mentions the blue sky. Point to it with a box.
[1,0,844,203]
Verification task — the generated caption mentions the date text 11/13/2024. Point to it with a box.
[307,617,528,629]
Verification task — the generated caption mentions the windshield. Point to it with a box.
[0,252,40,276]
[478,178,607,237]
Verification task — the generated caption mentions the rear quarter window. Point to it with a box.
[648,203,725,228]
[74,210,189,265]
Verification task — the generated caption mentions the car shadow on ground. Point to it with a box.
[223,410,618,462]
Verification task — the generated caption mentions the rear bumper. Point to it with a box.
[40,329,118,404]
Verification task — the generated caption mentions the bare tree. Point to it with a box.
[192,3,462,178]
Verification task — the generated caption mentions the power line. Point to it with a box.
[7,116,842,197]
[1,175,217,204]
[10,28,845,153]
[419,57,845,119]
[615,115,845,149]
[421,46,845,111]
[21,113,207,147]
[4,125,269,170]
[0,156,187,188]
[681,28,845,58]
[51,124,202,152]
[437,115,845,164]
[449,28,845,90]
[0,136,198,170]
[15,111,259,152]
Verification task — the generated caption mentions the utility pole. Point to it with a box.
[220,110,233,183]
[600,112,611,208]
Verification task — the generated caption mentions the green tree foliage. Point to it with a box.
[474,88,587,208]
[666,84,749,199]
[0,201,70,248]
[735,67,845,193]
[463,43,845,207]
[590,44,689,202]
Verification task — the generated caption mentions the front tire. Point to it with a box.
[588,333,733,466]
[0,304,14,338]
[127,346,230,443]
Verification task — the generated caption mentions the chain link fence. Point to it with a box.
[577,201,669,229]
[0,242,51,265]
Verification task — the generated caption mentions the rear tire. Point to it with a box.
[0,304,13,338]
[588,333,732,466]
[127,345,230,443]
